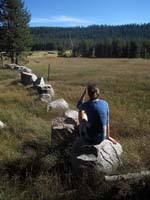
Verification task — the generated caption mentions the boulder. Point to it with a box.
[64,110,78,125]
[36,84,55,97]
[40,93,51,103]
[51,117,78,146]
[0,121,6,129]
[4,64,32,73]
[18,66,32,73]
[33,77,45,87]
[64,110,78,121]
[21,71,37,85]
[5,63,18,69]
[71,138,123,174]
[47,98,69,111]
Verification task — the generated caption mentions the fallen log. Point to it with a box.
[105,170,150,182]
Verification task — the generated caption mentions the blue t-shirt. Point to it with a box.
[77,99,109,144]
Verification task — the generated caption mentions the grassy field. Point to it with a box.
[0,55,150,199]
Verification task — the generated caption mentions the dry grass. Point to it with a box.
[28,56,150,170]
[0,55,150,199]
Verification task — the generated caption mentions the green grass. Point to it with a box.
[0,56,150,199]
[29,50,58,58]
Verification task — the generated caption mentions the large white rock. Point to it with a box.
[36,84,55,96]
[71,138,123,174]
[5,63,18,69]
[5,64,32,73]
[21,71,37,85]
[64,110,78,124]
[64,110,78,121]
[18,66,32,73]
[0,121,6,129]
[33,77,45,87]
[47,98,69,111]
[51,117,78,145]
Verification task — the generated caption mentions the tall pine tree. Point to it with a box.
[0,0,31,63]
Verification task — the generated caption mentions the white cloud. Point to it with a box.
[31,15,92,25]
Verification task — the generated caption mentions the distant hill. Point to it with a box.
[30,24,150,58]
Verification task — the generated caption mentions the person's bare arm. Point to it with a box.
[77,88,87,123]
[107,124,117,144]
[107,123,110,138]
[77,87,87,109]
[79,87,87,102]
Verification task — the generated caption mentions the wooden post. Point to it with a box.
[0,52,4,68]
[48,64,50,82]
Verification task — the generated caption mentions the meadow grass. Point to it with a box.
[0,55,150,199]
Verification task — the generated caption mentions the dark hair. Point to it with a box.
[87,84,100,99]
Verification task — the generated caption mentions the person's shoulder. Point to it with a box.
[98,99,109,106]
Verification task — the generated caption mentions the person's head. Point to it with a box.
[87,84,100,100]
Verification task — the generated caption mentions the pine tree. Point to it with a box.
[0,0,31,63]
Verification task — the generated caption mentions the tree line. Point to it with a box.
[30,25,150,58]
[72,38,150,58]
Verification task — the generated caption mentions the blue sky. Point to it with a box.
[24,0,150,27]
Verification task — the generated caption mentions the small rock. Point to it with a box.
[40,93,51,103]
[0,121,6,129]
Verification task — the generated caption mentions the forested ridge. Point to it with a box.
[31,24,150,58]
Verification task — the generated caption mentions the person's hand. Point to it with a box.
[79,87,87,101]
[112,140,117,145]
[83,87,87,96]
[109,137,117,145]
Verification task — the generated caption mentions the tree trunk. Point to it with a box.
[15,55,19,64]
[10,52,15,63]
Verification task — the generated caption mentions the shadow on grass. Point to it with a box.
[1,138,72,179]
[1,138,150,200]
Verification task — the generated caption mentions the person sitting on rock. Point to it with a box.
[77,84,117,145]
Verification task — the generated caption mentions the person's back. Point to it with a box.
[77,84,110,144]
[78,98,109,144]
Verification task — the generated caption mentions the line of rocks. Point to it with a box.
[2,63,123,175]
